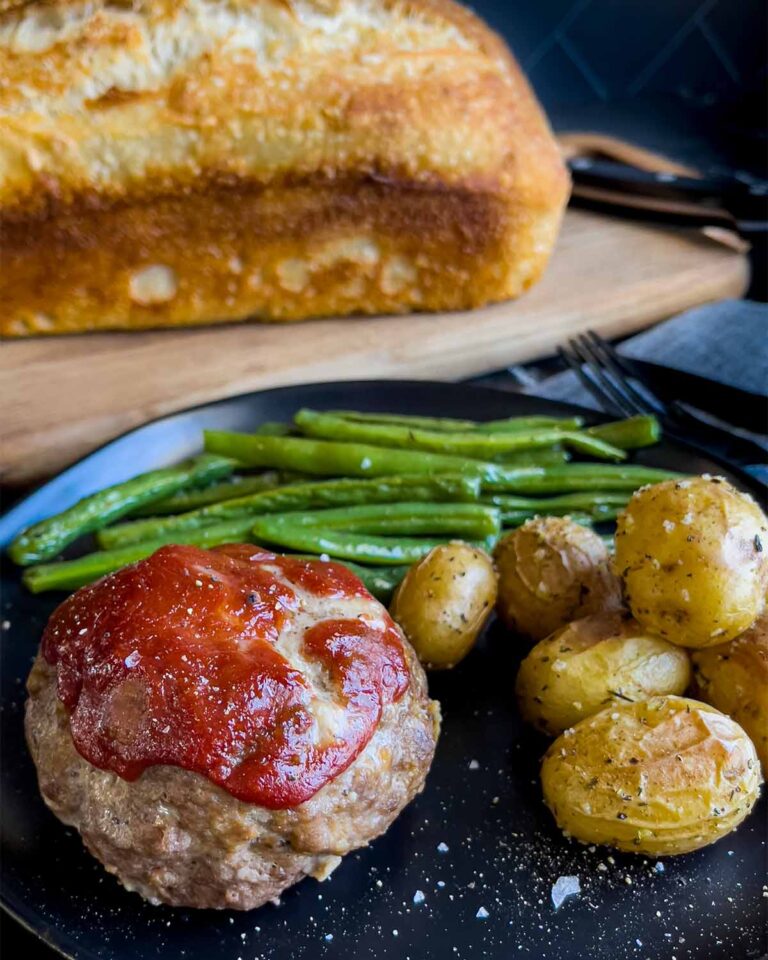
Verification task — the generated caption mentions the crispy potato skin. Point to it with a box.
[516,611,691,736]
[615,477,768,648]
[541,696,762,856]
[692,613,768,775]
[494,517,621,642]
[390,542,497,670]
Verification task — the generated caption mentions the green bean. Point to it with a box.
[251,502,501,539]
[205,430,498,479]
[204,430,679,493]
[253,421,294,437]
[326,410,584,433]
[130,471,286,516]
[350,565,406,602]
[492,447,569,466]
[23,523,410,599]
[21,516,257,593]
[486,490,629,517]
[293,410,626,461]
[98,474,481,549]
[489,463,679,494]
[587,415,660,450]
[248,521,464,565]
[8,454,235,566]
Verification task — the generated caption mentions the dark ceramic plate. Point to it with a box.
[1,381,766,960]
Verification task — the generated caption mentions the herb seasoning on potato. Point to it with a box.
[541,696,762,856]
[615,476,768,648]
[693,612,768,774]
[494,517,621,642]
[390,542,497,669]
[515,611,691,736]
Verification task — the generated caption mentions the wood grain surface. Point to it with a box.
[1,210,748,485]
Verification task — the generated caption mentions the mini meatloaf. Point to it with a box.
[25,544,440,909]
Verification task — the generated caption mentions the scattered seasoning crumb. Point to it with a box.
[551,876,580,910]
[476,907,489,919]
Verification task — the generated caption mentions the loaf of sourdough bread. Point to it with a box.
[0,0,569,336]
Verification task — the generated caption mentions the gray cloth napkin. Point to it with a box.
[530,299,767,409]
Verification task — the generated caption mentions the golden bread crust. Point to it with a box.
[0,0,569,335]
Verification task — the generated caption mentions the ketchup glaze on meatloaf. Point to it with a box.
[26,545,439,908]
[41,544,410,808]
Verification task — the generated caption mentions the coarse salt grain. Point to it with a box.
[469,759,479,770]
[413,890,425,905]
[437,842,449,853]
[551,876,580,910]
[476,907,489,919]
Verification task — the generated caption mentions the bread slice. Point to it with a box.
[0,0,569,336]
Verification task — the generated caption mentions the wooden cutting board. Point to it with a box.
[1,209,747,485]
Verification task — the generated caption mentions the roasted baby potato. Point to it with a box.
[494,517,621,641]
[693,612,768,774]
[615,476,768,648]
[516,611,691,736]
[390,542,497,669]
[541,696,762,856]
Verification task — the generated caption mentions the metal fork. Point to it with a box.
[559,330,768,471]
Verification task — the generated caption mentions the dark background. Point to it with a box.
[473,0,767,181]
[2,2,766,957]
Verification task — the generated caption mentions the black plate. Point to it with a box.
[1,380,766,960]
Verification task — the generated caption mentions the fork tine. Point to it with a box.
[586,331,668,416]
[568,336,639,417]
[558,344,628,418]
